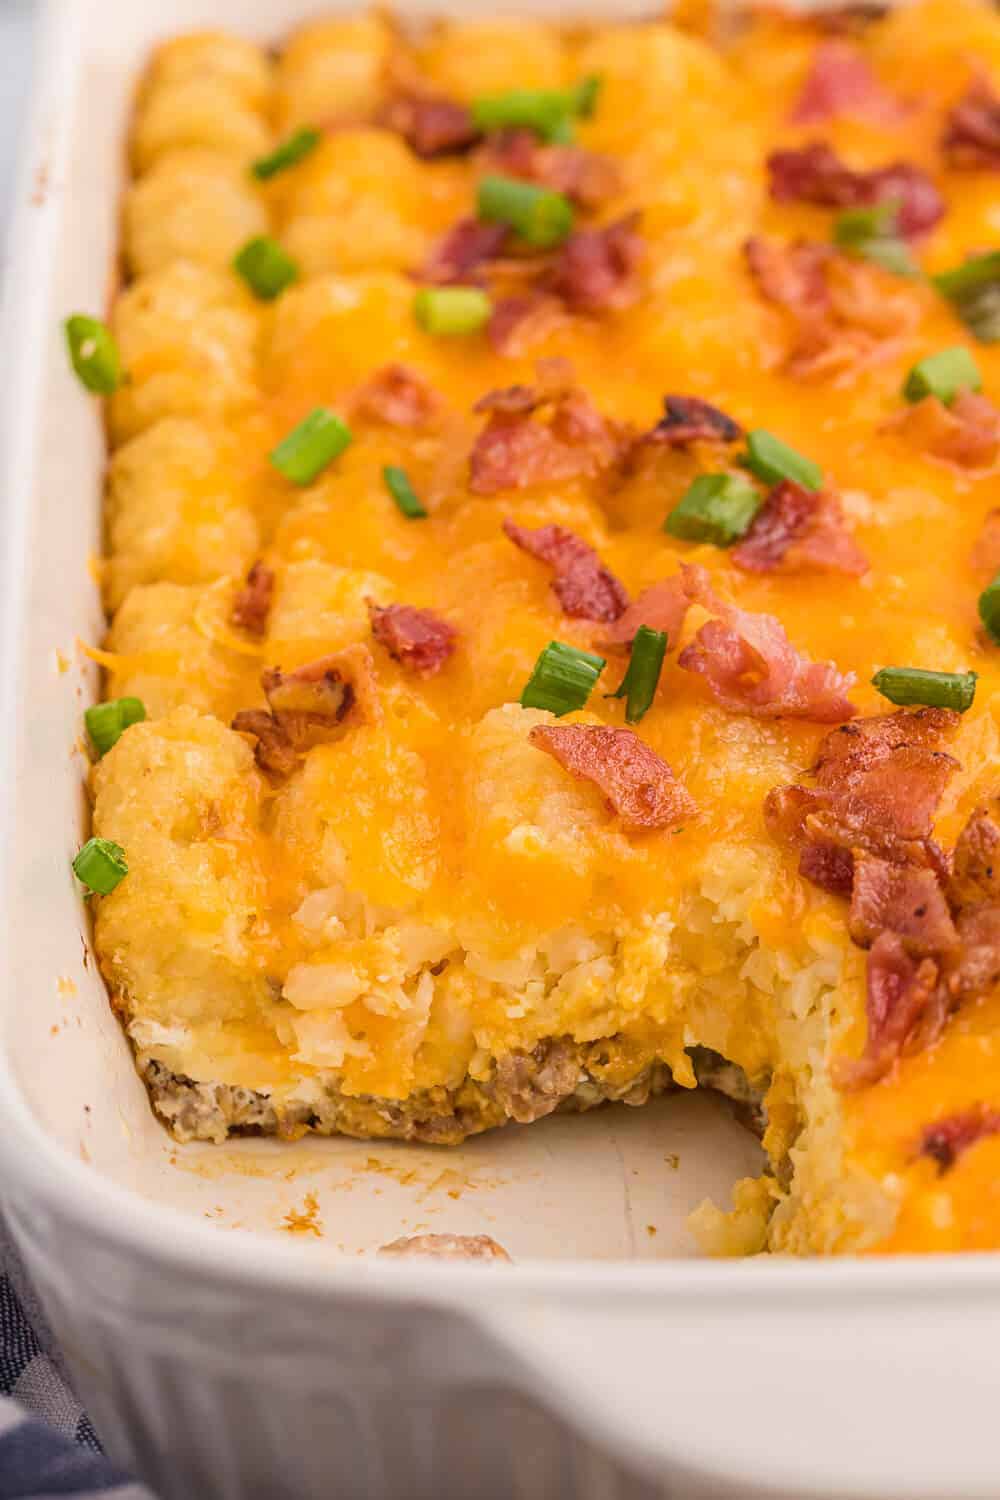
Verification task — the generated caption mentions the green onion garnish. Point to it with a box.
[85,697,146,757]
[979,571,1000,644]
[413,286,492,336]
[933,252,1000,343]
[471,77,601,143]
[477,175,574,249]
[64,316,121,395]
[608,625,666,725]
[269,408,352,485]
[383,465,427,519]
[73,837,128,895]
[742,430,822,492]
[251,126,321,180]
[872,666,977,712]
[520,641,606,716]
[902,346,982,407]
[665,473,762,547]
[833,201,917,278]
[232,236,299,300]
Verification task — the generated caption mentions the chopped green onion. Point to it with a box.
[933,252,1000,343]
[383,465,427,519]
[471,77,600,142]
[73,837,128,895]
[85,697,146,757]
[902,346,982,406]
[413,286,492,336]
[574,75,602,119]
[608,625,667,725]
[520,640,606,716]
[872,666,977,712]
[979,570,1000,644]
[269,408,352,485]
[742,430,822,492]
[665,473,762,546]
[833,201,917,278]
[232,236,299,300]
[64,316,121,394]
[251,127,321,180]
[477,175,574,249]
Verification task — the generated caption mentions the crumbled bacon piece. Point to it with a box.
[231,560,274,638]
[767,143,943,238]
[732,481,869,577]
[487,293,567,356]
[232,647,380,776]
[812,709,960,843]
[790,42,907,126]
[949,804,1000,909]
[549,213,644,315]
[470,377,629,495]
[528,723,697,830]
[948,903,1000,1000]
[942,77,1000,171]
[676,569,857,722]
[833,931,944,1090]
[351,363,441,428]
[482,128,622,209]
[602,571,695,650]
[421,218,509,285]
[504,520,628,623]
[891,391,1000,470]
[368,602,456,676]
[379,93,480,158]
[920,1105,1000,1172]
[799,838,856,897]
[971,508,1000,574]
[849,853,958,956]
[646,395,743,448]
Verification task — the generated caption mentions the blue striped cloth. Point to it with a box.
[0,1231,155,1499]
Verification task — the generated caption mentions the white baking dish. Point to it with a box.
[2,2,1000,1496]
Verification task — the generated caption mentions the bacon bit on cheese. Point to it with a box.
[732,480,869,577]
[767,143,944,238]
[368,601,456,676]
[350,363,442,428]
[971,507,1000,573]
[503,520,628,623]
[645,395,743,448]
[378,93,480,158]
[549,212,644,314]
[677,569,857,721]
[421,218,509,285]
[949,803,1000,908]
[790,41,907,126]
[528,723,697,830]
[919,1105,1000,1172]
[488,292,567,356]
[812,708,960,842]
[833,931,944,1090]
[602,569,695,650]
[889,390,1000,470]
[233,646,380,776]
[849,853,958,956]
[231,560,275,638]
[942,77,1000,171]
[481,128,622,209]
[745,236,918,380]
[470,374,630,495]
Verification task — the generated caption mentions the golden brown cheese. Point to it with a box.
[87,0,1000,1254]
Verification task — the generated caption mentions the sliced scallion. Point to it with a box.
[232,236,299,300]
[251,127,321,180]
[979,571,1000,644]
[270,408,352,485]
[383,465,427,519]
[477,174,573,249]
[833,201,916,278]
[608,625,667,725]
[413,285,492,335]
[574,75,602,118]
[742,430,822,491]
[64,315,121,394]
[73,837,128,895]
[520,640,605,716]
[471,77,601,142]
[665,473,762,547]
[903,346,982,406]
[85,697,146,757]
[872,666,977,712]
[933,252,1000,343]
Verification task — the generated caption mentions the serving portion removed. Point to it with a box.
[69,0,1000,1255]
